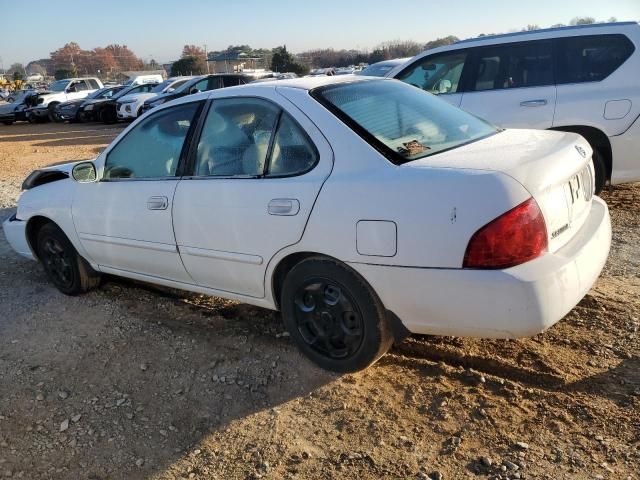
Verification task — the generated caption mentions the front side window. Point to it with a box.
[48,80,70,92]
[313,80,497,164]
[88,79,100,89]
[471,41,553,91]
[104,102,200,179]
[557,34,635,84]
[397,52,467,94]
[196,98,280,176]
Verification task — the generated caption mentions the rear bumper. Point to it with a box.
[610,114,640,185]
[350,197,611,338]
[2,214,34,260]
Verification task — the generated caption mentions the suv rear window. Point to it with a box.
[312,80,497,164]
[556,34,635,84]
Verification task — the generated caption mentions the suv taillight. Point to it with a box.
[463,198,548,269]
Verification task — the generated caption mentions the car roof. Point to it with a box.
[256,75,381,90]
[455,21,639,46]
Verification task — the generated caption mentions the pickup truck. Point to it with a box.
[25,77,103,122]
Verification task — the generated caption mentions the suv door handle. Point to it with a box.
[268,199,300,216]
[520,99,548,107]
[147,196,168,210]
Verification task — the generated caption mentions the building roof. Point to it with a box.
[209,52,262,61]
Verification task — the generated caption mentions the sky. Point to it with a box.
[1,0,639,67]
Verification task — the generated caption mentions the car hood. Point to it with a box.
[119,92,157,103]
[0,102,18,114]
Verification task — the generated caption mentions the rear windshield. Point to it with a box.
[312,80,497,163]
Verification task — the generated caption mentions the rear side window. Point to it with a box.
[471,41,553,91]
[556,34,635,84]
[88,79,100,89]
[222,76,244,87]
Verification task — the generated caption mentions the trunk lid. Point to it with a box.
[407,129,595,252]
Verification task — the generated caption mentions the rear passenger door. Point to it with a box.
[172,94,333,298]
[460,40,557,129]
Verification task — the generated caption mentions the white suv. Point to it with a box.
[116,77,192,120]
[389,22,640,192]
[27,77,103,122]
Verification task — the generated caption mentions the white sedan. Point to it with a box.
[3,77,611,372]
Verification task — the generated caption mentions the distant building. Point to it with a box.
[207,51,264,73]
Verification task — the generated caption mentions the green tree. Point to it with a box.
[54,69,73,80]
[271,46,309,75]
[171,56,206,76]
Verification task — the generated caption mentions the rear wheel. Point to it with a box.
[36,223,101,295]
[592,149,607,194]
[280,257,393,372]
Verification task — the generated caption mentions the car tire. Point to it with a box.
[592,149,607,194]
[36,223,101,295]
[76,112,86,123]
[280,256,393,373]
[48,103,60,123]
[101,109,115,124]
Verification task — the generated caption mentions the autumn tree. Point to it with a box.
[182,45,205,58]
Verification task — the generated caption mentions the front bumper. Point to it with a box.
[350,197,611,339]
[117,103,137,119]
[2,214,34,260]
[57,109,79,121]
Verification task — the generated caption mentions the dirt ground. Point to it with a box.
[0,122,638,480]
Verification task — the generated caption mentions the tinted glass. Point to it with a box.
[105,102,199,179]
[267,113,318,176]
[557,34,635,84]
[222,76,243,87]
[88,79,100,89]
[314,80,496,163]
[360,62,399,77]
[472,41,553,91]
[196,98,279,177]
[398,52,467,94]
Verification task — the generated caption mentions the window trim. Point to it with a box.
[465,39,556,93]
[101,100,205,182]
[182,95,320,180]
[310,80,498,166]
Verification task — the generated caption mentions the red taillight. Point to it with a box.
[463,198,548,269]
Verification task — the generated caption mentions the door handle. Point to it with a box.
[147,196,168,210]
[268,198,300,216]
[520,99,548,107]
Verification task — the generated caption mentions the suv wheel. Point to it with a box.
[592,149,607,194]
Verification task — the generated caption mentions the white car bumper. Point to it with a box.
[2,214,34,260]
[117,103,138,120]
[610,114,640,185]
[350,197,611,339]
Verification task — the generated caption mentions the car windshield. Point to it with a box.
[313,80,497,163]
[113,85,142,100]
[174,77,202,93]
[151,80,173,93]
[359,63,397,77]
[48,80,70,92]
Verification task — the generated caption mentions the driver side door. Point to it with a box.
[72,101,203,283]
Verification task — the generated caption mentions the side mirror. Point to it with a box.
[72,161,97,183]
[189,88,201,94]
[166,87,175,93]
[67,86,77,93]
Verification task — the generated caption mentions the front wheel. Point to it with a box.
[36,223,101,295]
[280,257,393,373]
[48,103,61,122]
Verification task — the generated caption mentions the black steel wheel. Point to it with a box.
[36,223,101,295]
[281,257,393,372]
[592,149,607,194]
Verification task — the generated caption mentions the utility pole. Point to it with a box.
[203,44,210,74]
